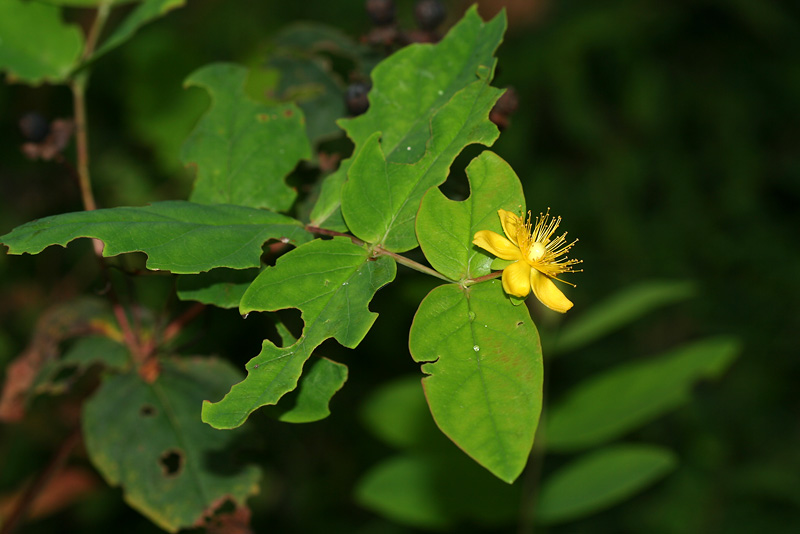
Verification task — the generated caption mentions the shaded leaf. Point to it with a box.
[34,336,129,395]
[0,0,83,84]
[360,376,439,450]
[417,150,524,281]
[0,201,311,273]
[308,162,349,231]
[546,337,740,452]
[92,0,186,62]
[202,237,395,429]
[182,63,311,211]
[0,298,120,421]
[177,268,260,309]
[82,357,261,532]
[555,280,697,354]
[537,444,678,524]
[409,280,542,483]
[268,357,348,423]
[355,452,519,530]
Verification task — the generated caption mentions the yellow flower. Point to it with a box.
[473,209,582,313]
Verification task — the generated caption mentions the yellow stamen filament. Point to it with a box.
[517,209,582,286]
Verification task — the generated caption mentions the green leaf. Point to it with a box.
[310,6,505,241]
[267,357,348,423]
[202,237,395,429]
[308,162,349,231]
[360,376,438,450]
[92,0,185,62]
[408,280,543,483]
[546,337,740,452]
[355,452,519,530]
[82,357,261,532]
[268,54,346,146]
[0,201,311,273]
[176,268,260,309]
[182,63,311,211]
[416,150,525,281]
[342,78,503,252]
[537,444,678,524]
[340,6,505,164]
[554,280,697,354]
[0,0,83,84]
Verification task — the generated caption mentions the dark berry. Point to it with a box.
[414,0,446,31]
[366,0,395,27]
[345,82,371,116]
[19,112,50,143]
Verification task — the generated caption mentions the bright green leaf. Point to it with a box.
[182,63,311,211]
[92,0,185,62]
[537,444,678,524]
[310,6,505,239]
[342,74,502,252]
[308,162,349,231]
[202,237,395,429]
[417,150,525,281]
[176,268,260,309]
[409,280,543,483]
[82,357,261,532]
[555,280,697,354]
[340,6,505,164]
[0,201,311,273]
[356,452,519,530]
[546,337,740,452]
[0,0,83,84]
[267,357,348,423]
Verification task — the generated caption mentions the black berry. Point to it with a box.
[19,112,50,143]
[414,0,446,31]
[366,0,396,27]
[345,82,371,116]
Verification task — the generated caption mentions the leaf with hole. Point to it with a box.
[409,280,543,483]
[81,357,261,532]
[201,237,395,429]
[0,201,311,273]
[416,150,525,281]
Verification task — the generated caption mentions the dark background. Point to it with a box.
[1,0,798,532]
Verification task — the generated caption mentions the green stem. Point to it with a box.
[372,246,453,283]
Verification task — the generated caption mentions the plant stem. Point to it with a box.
[371,246,453,282]
[71,79,97,213]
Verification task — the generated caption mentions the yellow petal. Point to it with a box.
[498,209,522,245]
[530,270,573,313]
[473,230,523,261]
[501,261,532,298]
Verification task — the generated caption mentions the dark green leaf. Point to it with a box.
[201,237,395,429]
[409,280,542,483]
[546,337,740,452]
[555,280,697,354]
[360,376,438,450]
[0,0,83,84]
[34,336,129,395]
[417,150,525,281]
[537,444,678,524]
[82,357,261,532]
[176,268,260,309]
[182,63,311,211]
[356,452,519,530]
[92,0,185,62]
[0,201,311,273]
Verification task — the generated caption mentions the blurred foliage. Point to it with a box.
[1,0,799,532]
